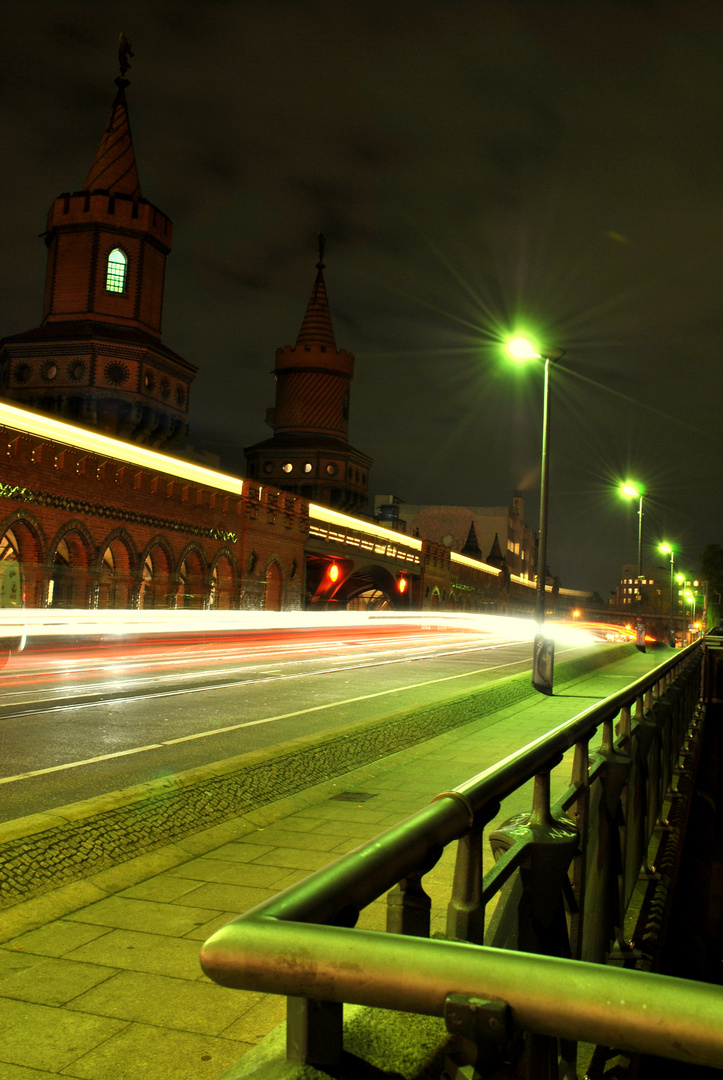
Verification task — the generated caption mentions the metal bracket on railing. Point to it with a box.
[442,993,521,1079]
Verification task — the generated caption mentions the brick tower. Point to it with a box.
[245,238,372,513]
[0,41,196,447]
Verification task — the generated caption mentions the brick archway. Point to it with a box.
[210,550,237,610]
[97,531,136,609]
[48,523,94,608]
[0,513,46,606]
[177,546,208,609]
[138,538,174,609]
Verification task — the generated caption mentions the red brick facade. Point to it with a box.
[0,413,307,611]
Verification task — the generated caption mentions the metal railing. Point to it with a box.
[201,641,720,1076]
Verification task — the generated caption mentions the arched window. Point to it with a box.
[106,248,127,293]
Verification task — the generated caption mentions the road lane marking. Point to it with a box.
[0,648,539,785]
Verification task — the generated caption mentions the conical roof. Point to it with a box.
[83,78,141,198]
[487,532,505,565]
[461,521,482,559]
[295,238,337,349]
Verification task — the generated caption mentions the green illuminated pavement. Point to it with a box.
[0,646,665,1080]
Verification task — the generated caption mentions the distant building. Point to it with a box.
[614,564,668,613]
[244,242,372,515]
[380,492,538,582]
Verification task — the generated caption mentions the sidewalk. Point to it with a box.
[0,646,665,1080]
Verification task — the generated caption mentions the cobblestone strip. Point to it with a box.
[0,643,635,908]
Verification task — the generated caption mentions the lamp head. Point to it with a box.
[659,543,672,555]
[507,337,565,362]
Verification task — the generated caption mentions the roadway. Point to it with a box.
[0,615,599,822]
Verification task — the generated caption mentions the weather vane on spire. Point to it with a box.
[118,33,134,80]
[317,232,326,271]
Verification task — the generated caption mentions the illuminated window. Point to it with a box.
[303,463,313,473]
[106,248,127,293]
[282,463,293,473]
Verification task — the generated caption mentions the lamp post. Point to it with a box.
[507,336,566,694]
[621,482,645,650]
[659,543,675,647]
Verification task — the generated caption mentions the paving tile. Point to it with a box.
[202,841,274,862]
[305,817,380,837]
[67,968,262,1035]
[0,921,111,959]
[0,1063,60,1079]
[65,929,204,981]
[57,1020,243,1080]
[166,856,290,888]
[0,949,47,980]
[0,955,117,1006]
[0,997,127,1072]
[175,882,279,913]
[239,829,347,852]
[183,911,241,941]
[255,816,318,834]
[218,992,287,1043]
[249,847,336,871]
[288,803,388,823]
[118,875,203,903]
[66,895,218,936]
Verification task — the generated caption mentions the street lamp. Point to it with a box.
[507,336,566,694]
[659,543,676,647]
[621,482,645,650]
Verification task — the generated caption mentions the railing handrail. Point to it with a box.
[209,641,700,926]
[201,639,716,1070]
[202,919,723,1069]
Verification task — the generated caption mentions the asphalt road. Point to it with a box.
[0,621,592,821]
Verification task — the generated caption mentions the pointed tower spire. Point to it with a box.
[487,532,505,568]
[461,521,482,559]
[84,34,141,197]
[295,234,336,349]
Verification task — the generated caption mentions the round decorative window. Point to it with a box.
[303,463,313,474]
[69,360,86,381]
[263,462,274,475]
[175,385,185,407]
[159,377,171,399]
[41,360,58,382]
[144,371,156,391]
[326,463,337,476]
[104,361,129,386]
[14,363,32,384]
[282,463,293,474]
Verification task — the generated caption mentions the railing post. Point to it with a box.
[446,800,500,945]
[286,997,343,1066]
[387,872,432,936]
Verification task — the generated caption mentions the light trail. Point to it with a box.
[0,636,527,715]
[0,646,547,787]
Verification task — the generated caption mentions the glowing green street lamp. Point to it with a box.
[621,482,646,650]
[507,336,566,694]
[659,543,675,647]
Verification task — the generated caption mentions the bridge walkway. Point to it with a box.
[0,646,665,1080]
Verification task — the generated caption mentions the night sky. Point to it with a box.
[3,2,723,600]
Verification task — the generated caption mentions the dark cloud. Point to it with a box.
[3,1,723,598]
